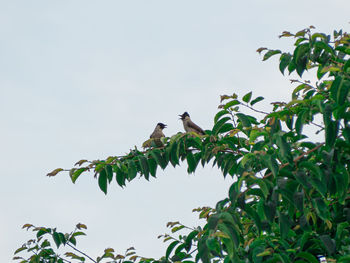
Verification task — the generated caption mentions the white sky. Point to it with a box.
[1,0,349,261]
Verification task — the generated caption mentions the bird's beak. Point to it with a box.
[178,115,183,119]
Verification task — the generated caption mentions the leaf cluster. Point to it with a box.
[17,27,350,262]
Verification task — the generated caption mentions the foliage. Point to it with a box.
[13,223,151,263]
[16,27,350,262]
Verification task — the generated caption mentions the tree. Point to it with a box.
[14,26,350,262]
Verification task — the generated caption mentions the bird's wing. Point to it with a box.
[188,120,205,135]
[150,130,164,138]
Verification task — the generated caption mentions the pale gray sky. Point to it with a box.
[1,0,349,261]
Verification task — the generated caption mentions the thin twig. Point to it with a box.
[236,142,325,199]
[189,248,198,255]
[241,103,269,115]
[311,121,324,129]
[67,243,97,263]
[262,142,325,179]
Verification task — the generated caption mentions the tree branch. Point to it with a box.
[237,142,325,199]
[241,103,269,115]
[263,141,325,179]
[66,243,97,263]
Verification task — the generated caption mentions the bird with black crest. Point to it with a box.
[179,112,205,135]
[142,122,167,148]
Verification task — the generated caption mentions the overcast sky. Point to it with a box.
[1,1,349,261]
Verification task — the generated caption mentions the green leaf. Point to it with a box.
[264,201,276,223]
[168,141,179,167]
[176,138,185,160]
[219,212,237,226]
[336,222,349,241]
[288,59,297,74]
[171,225,185,233]
[343,126,350,142]
[312,198,329,221]
[242,91,252,103]
[279,53,292,75]
[184,230,199,252]
[217,222,239,247]
[70,168,86,184]
[127,160,137,181]
[207,214,220,230]
[149,149,167,169]
[293,43,309,77]
[240,153,255,167]
[314,41,334,55]
[250,96,264,106]
[229,183,239,204]
[187,151,196,173]
[329,75,342,102]
[338,255,350,263]
[166,240,180,259]
[317,64,327,79]
[58,233,66,245]
[309,178,326,196]
[14,246,27,255]
[198,238,210,263]
[295,252,319,263]
[295,170,310,189]
[115,167,126,187]
[186,136,202,149]
[264,155,279,177]
[319,235,335,255]
[299,161,323,180]
[174,244,187,258]
[256,250,272,257]
[148,158,157,177]
[106,165,113,183]
[279,212,290,239]
[344,59,350,73]
[334,167,349,203]
[212,117,231,135]
[275,134,293,163]
[222,155,236,177]
[337,79,350,106]
[243,204,262,233]
[98,169,108,194]
[293,191,304,212]
[255,179,269,199]
[206,238,221,254]
[295,110,307,135]
[218,123,234,134]
[72,231,86,238]
[263,49,282,61]
[299,231,311,250]
[311,33,327,41]
[138,156,150,180]
[236,113,251,128]
[292,84,308,99]
[325,120,338,148]
[214,109,230,123]
[53,232,61,248]
[223,100,240,110]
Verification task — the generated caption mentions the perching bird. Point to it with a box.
[150,122,167,138]
[179,112,205,135]
[142,122,167,148]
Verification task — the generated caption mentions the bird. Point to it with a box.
[150,122,167,138]
[179,112,205,135]
[142,123,167,148]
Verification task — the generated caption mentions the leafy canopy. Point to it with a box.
[15,27,350,263]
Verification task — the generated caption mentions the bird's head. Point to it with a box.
[179,112,190,120]
[157,123,167,129]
